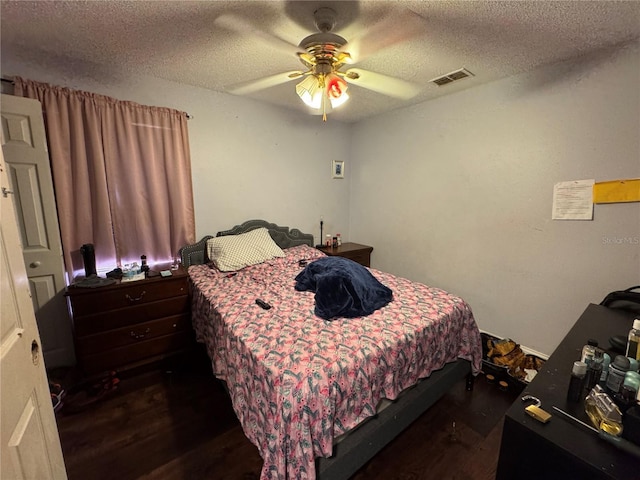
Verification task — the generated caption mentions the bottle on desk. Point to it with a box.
[599,352,611,386]
[567,361,587,402]
[615,371,640,413]
[584,384,624,436]
[606,355,630,395]
[585,348,604,392]
[626,319,640,360]
[581,339,599,365]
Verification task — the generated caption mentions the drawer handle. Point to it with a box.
[125,291,146,302]
[130,328,151,340]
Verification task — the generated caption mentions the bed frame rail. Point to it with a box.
[317,360,473,480]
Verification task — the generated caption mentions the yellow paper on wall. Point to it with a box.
[593,179,640,204]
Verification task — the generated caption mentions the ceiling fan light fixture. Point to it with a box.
[296,75,323,109]
[326,73,349,108]
[296,72,349,115]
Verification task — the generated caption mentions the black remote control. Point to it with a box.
[255,299,271,310]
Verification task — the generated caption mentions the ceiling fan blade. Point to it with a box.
[214,14,301,57]
[344,68,422,100]
[227,71,305,95]
[341,9,428,63]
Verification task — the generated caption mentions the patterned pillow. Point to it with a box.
[207,227,285,272]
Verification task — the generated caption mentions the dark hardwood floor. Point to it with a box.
[52,350,524,480]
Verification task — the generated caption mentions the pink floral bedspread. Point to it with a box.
[189,244,482,479]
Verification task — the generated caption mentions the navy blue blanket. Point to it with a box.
[294,256,393,320]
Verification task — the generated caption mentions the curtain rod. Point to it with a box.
[0,76,192,118]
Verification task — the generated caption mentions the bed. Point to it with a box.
[180,220,482,480]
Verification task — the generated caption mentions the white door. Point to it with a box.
[1,148,68,479]
[1,94,75,368]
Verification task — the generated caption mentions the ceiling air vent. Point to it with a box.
[430,68,474,87]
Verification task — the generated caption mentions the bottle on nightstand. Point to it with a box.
[141,255,150,276]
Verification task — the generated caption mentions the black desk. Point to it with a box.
[496,304,639,480]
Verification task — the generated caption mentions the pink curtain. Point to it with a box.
[14,77,195,280]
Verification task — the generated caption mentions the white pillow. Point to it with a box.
[206,227,285,271]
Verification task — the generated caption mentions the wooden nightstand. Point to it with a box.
[66,267,194,376]
[318,242,373,267]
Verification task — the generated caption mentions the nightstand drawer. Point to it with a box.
[342,251,371,267]
[70,277,188,316]
[76,313,191,355]
[79,330,194,374]
[319,242,373,267]
[73,295,190,336]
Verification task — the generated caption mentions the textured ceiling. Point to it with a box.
[2,0,639,123]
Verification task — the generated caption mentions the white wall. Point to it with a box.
[350,41,640,356]
[0,50,353,247]
[3,42,638,356]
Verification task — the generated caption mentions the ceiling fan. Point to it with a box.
[220,7,427,121]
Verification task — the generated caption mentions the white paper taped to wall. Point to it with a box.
[552,179,595,220]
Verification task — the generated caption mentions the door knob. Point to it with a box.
[30,261,41,268]
[31,339,40,365]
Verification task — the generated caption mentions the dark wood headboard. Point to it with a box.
[178,219,314,268]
